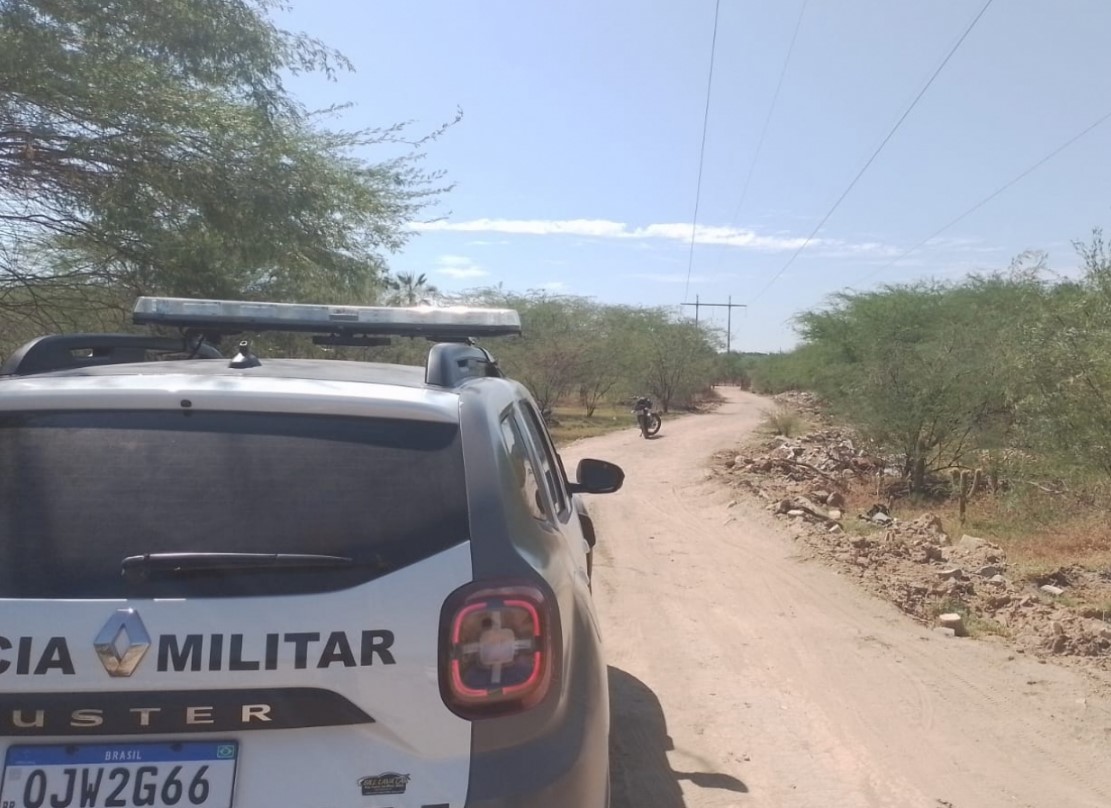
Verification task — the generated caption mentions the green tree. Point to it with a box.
[441,289,721,415]
[794,278,1026,492]
[576,307,631,416]
[0,0,450,328]
[495,293,589,414]
[625,308,718,413]
[1017,230,1111,480]
[386,272,440,306]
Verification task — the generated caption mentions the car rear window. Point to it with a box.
[0,410,469,598]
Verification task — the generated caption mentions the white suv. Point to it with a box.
[0,298,624,808]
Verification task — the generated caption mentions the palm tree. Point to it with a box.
[386,271,439,306]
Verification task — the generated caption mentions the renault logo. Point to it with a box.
[94,609,151,677]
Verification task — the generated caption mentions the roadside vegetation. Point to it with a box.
[731,240,1111,624]
[0,1,727,425]
[759,406,807,438]
[0,0,455,340]
[545,404,639,446]
[453,290,724,414]
[311,290,728,443]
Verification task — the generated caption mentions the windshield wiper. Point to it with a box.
[121,552,355,582]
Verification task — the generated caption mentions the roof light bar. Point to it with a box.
[132,297,522,339]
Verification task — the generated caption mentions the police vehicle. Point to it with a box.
[0,297,624,808]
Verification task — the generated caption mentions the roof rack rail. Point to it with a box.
[132,297,522,341]
[0,334,221,377]
[425,343,506,387]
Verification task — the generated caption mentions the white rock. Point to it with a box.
[938,613,967,636]
[957,534,990,552]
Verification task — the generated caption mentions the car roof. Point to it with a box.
[13,358,432,388]
[0,355,531,424]
[1,331,515,392]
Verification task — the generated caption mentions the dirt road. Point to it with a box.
[563,388,1111,808]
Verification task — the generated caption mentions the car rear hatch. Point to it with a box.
[0,398,475,808]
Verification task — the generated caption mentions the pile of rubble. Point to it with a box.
[715,429,1111,667]
[770,391,828,423]
[790,505,1111,661]
[721,428,887,499]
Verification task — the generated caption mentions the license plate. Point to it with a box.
[1,741,238,808]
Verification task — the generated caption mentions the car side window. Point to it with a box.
[518,401,569,517]
[500,413,548,521]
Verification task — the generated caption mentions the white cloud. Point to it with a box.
[434,255,489,280]
[413,217,1029,264]
[631,223,815,251]
[412,218,833,253]
[440,267,488,279]
[817,241,902,259]
[538,280,567,291]
[438,255,474,267]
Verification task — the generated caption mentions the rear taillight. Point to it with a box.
[440,583,554,718]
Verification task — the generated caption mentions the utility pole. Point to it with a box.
[681,297,747,352]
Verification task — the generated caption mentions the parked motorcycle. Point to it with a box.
[632,396,662,438]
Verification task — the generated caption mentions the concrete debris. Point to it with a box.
[713,414,1111,669]
[937,613,967,636]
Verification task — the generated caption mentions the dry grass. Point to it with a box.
[760,407,807,438]
[929,597,1010,639]
[825,472,1111,583]
[548,405,638,446]
[687,387,727,412]
[931,493,1111,575]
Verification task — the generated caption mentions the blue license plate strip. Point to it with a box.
[1,741,239,808]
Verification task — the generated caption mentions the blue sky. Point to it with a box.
[277,1,1111,351]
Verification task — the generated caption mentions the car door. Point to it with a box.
[514,400,591,587]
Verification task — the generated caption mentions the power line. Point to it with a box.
[852,107,1111,287]
[682,0,724,305]
[727,0,809,230]
[681,297,747,351]
[747,0,995,304]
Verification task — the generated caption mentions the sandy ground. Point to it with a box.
[562,388,1111,808]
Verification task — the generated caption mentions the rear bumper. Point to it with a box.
[463,702,609,808]
[464,757,608,808]
[464,602,609,808]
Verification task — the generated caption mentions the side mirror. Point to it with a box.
[568,458,624,495]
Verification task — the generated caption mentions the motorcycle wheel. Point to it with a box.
[645,413,662,437]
